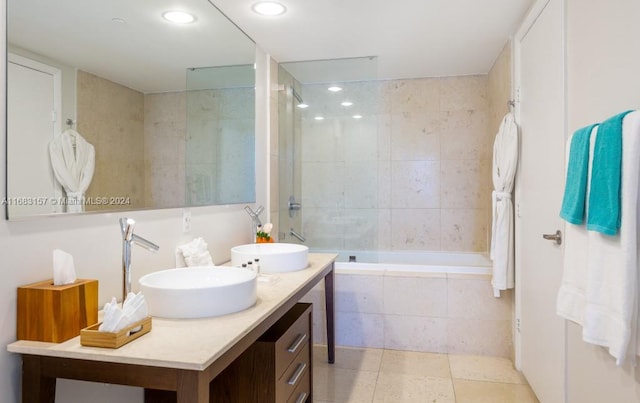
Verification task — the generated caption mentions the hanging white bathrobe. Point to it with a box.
[49,129,95,213]
[490,113,519,297]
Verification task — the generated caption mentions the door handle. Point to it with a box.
[542,230,562,245]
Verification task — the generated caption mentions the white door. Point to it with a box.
[7,55,61,218]
[514,0,566,402]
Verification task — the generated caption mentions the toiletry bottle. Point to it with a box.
[254,258,261,275]
[247,261,253,272]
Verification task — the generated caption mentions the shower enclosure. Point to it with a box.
[277,57,381,262]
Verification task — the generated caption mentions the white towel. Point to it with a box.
[557,111,640,365]
[557,126,598,325]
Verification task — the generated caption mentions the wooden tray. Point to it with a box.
[80,316,152,348]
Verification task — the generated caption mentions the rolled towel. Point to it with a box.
[177,237,214,267]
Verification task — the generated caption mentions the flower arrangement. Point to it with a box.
[256,223,274,243]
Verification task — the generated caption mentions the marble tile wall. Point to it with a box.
[299,75,492,253]
[300,272,513,358]
[77,70,145,211]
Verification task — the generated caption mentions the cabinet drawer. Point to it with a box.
[260,303,312,379]
[286,365,310,403]
[277,342,310,403]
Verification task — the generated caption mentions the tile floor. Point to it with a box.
[312,345,539,403]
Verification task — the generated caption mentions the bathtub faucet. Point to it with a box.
[290,228,306,243]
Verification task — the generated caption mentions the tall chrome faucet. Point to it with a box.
[120,218,159,302]
[244,205,264,242]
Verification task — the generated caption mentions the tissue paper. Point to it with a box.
[176,237,214,267]
[53,249,77,285]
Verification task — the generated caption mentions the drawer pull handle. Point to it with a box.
[287,362,307,386]
[287,333,307,353]
[295,392,308,403]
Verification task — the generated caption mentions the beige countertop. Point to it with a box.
[7,253,337,372]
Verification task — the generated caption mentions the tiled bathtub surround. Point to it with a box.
[299,75,492,253]
[300,268,513,358]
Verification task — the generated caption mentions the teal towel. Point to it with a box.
[586,110,634,235]
[560,124,598,224]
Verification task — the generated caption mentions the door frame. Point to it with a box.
[8,53,62,136]
[512,0,568,379]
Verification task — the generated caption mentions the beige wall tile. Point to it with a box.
[383,276,447,316]
[391,161,441,208]
[447,278,512,320]
[441,159,491,209]
[391,208,441,250]
[336,312,384,348]
[441,208,489,252]
[441,109,491,160]
[390,112,442,161]
[440,75,488,112]
[383,78,440,114]
[384,315,448,352]
[335,274,384,314]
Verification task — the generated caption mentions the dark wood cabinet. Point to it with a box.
[210,303,313,403]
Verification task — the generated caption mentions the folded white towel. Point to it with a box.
[557,111,640,365]
[99,292,148,333]
[176,237,214,267]
[557,127,598,325]
[582,111,640,365]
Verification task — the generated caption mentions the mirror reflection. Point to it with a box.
[6,0,256,219]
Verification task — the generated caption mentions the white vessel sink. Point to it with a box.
[231,243,309,273]
[139,266,257,319]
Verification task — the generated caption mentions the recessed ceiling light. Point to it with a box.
[341,101,353,107]
[328,86,343,92]
[314,116,325,121]
[352,114,363,119]
[252,2,287,16]
[162,11,196,24]
[297,103,309,109]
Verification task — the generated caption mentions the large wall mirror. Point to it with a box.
[6,0,256,219]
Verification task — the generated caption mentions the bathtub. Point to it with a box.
[318,250,493,276]
[301,250,512,358]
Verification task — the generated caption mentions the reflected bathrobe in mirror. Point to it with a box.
[490,113,519,297]
[48,129,95,213]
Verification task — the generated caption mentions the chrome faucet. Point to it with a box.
[244,205,264,242]
[290,228,306,243]
[120,218,159,302]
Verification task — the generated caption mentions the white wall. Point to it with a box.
[565,0,640,401]
[0,3,271,400]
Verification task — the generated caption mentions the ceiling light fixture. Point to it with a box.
[252,2,287,16]
[296,103,309,109]
[352,114,363,119]
[328,86,343,92]
[314,116,325,121]
[341,101,353,107]
[162,11,196,24]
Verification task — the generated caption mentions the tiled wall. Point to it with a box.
[77,70,146,211]
[301,271,513,358]
[144,92,186,208]
[300,75,492,254]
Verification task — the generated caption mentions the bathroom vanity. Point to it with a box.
[8,253,337,403]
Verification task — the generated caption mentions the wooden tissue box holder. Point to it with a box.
[80,317,152,348]
[17,278,98,343]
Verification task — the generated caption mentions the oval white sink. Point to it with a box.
[139,266,257,319]
[231,243,309,273]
